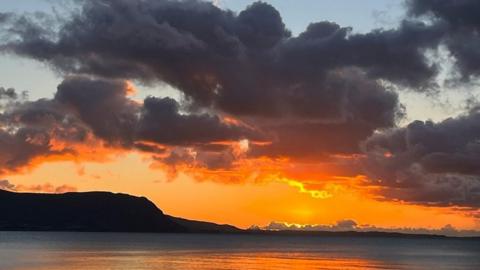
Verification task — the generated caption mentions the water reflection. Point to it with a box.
[16,250,395,270]
[1,232,479,270]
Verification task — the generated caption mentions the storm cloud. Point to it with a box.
[408,0,480,80]
[0,0,408,161]
[0,0,443,90]
[0,0,444,124]
[0,87,17,99]
[353,1,480,208]
[1,0,480,209]
[56,76,261,145]
[0,77,260,174]
[0,87,90,174]
[363,107,480,207]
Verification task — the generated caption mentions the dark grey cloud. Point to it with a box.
[408,0,480,29]
[0,0,411,162]
[0,0,416,118]
[249,68,403,159]
[157,142,244,172]
[55,77,139,145]
[235,1,291,49]
[0,87,17,99]
[0,0,441,91]
[0,12,13,25]
[408,0,480,80]
[0,77,262,174]
[0,90,90,174]
[3,0,480,211]
[278,20,442,89]
[138,96,260,145]
[362,107,480,207]
[55,76,261,146]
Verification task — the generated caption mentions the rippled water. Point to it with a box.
[0,232,479,269]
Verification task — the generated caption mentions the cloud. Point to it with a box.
[0,0,443,90]
[407,0,480,81]
[0,179,16,191]
[55,77,139,145]
[1,0,480,211]
[0,179,77,193]
[0,76,262,175]
[0,12,13,25]
[0,0,411,166]
[56,76,262,146]
[260,219,357,232]
[0,92,92,174]
[138,96,262,145]
[247,68,403,159]
[0,87,17,99]
[256,219,480,237]
[362,107,480,207]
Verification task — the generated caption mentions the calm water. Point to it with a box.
[0,232,479,270]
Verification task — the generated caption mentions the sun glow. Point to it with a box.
[2,151,477,231]
[282,178,333,199]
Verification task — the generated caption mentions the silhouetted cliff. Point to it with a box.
[2,189,477,238]
[0,189,238,233]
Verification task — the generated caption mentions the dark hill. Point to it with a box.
[0,189,238,233]
[168,215,242,233]
[1,189,477,238]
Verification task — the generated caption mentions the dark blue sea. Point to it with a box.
[0,232,479,269]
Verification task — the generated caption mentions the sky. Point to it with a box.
[1,0,480,233]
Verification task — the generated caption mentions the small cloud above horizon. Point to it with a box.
[0,179,77,194]
[252,220,480,237]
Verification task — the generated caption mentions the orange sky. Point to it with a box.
[3,0,480,235]
[5,152,479,230]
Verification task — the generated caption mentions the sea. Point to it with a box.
[0,232,479,270]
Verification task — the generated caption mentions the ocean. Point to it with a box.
[0,232,479,269]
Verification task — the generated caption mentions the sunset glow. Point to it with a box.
[1,0,480,236]
[2,152,476,231]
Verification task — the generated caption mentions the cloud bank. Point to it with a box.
[1,0,480,209]
[255,220,480,237]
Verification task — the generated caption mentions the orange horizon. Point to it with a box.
[3,152,479,231]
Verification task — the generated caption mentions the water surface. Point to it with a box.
[0,232,479,269]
